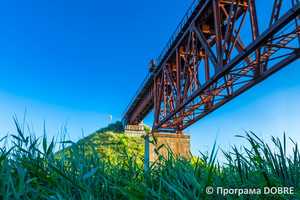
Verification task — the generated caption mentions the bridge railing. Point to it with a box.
[121,0,202,120]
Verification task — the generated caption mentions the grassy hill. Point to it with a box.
[56,121,145,162]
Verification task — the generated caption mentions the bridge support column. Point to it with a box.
[145,133,190,165]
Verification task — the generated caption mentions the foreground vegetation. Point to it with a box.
[0,120,299,199]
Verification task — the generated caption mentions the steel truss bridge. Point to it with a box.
[122,0,300,134]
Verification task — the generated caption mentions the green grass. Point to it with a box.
[0,119,299,199]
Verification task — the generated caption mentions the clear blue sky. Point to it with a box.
[0,0,300,156]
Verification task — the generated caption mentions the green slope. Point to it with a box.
[56,121,145,162]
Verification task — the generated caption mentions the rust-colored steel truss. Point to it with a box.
[123,0,300,134]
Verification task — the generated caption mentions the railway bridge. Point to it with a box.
[121,0,300,160]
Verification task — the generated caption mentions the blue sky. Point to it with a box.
[0,0,300,156]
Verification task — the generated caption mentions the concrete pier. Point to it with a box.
[145,133,190,164]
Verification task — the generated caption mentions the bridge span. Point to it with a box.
[122,0,300,134]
